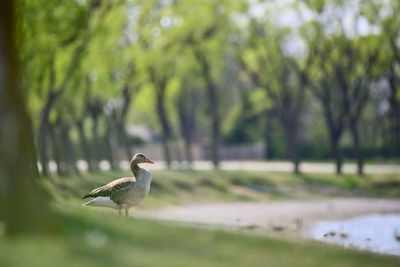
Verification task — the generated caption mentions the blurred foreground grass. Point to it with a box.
[1,170,399,266]
[1,203,399,267]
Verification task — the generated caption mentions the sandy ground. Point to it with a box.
[136,198,400,232]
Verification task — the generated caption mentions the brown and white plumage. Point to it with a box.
[82,153,154,216]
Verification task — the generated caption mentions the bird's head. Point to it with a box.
[130,153,154,166]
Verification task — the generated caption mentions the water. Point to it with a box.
[306,214,400,256]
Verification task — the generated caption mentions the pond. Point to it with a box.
[305,213,400,256]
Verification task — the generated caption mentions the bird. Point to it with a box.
[82,153,154,216]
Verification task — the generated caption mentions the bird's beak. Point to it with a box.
[144,157,154,164]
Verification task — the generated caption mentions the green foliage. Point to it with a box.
[15,0,400,164]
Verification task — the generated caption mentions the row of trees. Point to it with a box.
[17,0,400,175]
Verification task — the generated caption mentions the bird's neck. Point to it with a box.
[131,163,141,178]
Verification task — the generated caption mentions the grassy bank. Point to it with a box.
[43,169,400,209]
[1,170,399,266]
[1,203,399,267]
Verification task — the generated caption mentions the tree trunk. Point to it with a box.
[194,48,220,168]
[177,94,197,165]
[37,59,57,177]
[38,123,50,176]
[183,135,193,165]
[282,120,301,174]
[38,97,54,176]
[388,68,400,156]
[118,85,134,159]
[89,103,102,171]
[206,81,220,169]
[321,92,344,175]
[156,92,172,168]
[263,112,273,160]
[59,119,80,175]
[77,120,93,172]
[105,111,120,170]
[331,135,342,174]
[0,1,49,233]
[91,116,100,169]
[48,123,64,176]
[276,89,303,174]
[294,156,300,174]
[350,121,364,175]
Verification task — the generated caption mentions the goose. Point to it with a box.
[82,153,154,216]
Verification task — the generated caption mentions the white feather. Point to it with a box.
[82,196,119,209]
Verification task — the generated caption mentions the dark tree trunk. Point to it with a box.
[174,143,183,163]
[91,116,100,169]
[118,85,134,159]
[0,1,49,233]
[156,92,172,168]
[282,118,301,174]
[48,123,64,176]
[177,91,198,165]
[194,47,220,168]
[263,111,274,159]
[105,111,120,170]
[179,110,193,165]
[88,100,103,171]
[77,120,93,172]
[350,120,364,175]
[58,119,80,175]
[38,119,50,176]
[331,135,343,174]
[119,129,132,159]
[38,93,56,177]
[320,85,345,175]
[149,66,173,168]
[388,67,400,156]
[160,134,171,168]
[183,136,193,164]
[205,76,220,169]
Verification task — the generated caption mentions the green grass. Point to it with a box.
[2,170,400,266]
[43,170,400,209]
[1,203,399,267]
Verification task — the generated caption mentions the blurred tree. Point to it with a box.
[362,0,400,156]
[0,1,48,234]
[19,0,102,175]
[13,0,400,173]
[181,0,239,168]
[302,0,382,174]
[238,20,312,173]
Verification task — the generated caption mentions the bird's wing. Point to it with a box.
[82,177,136,205]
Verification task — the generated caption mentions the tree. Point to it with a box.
[299,0,384,174]
[0,1,48,234]
[238,20,311,173]
[176,82,201,165]
[19,0,102,175]
[363,0,400,156]
[179,0,239,168]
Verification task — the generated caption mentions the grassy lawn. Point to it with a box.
[1,170,399,266]
[43,169,400,209]
[1,203,399,267]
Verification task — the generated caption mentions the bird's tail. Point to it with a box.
[82,196,119,209]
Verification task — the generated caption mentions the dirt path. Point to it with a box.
[71,160,400,174]
[136,198,400,231]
